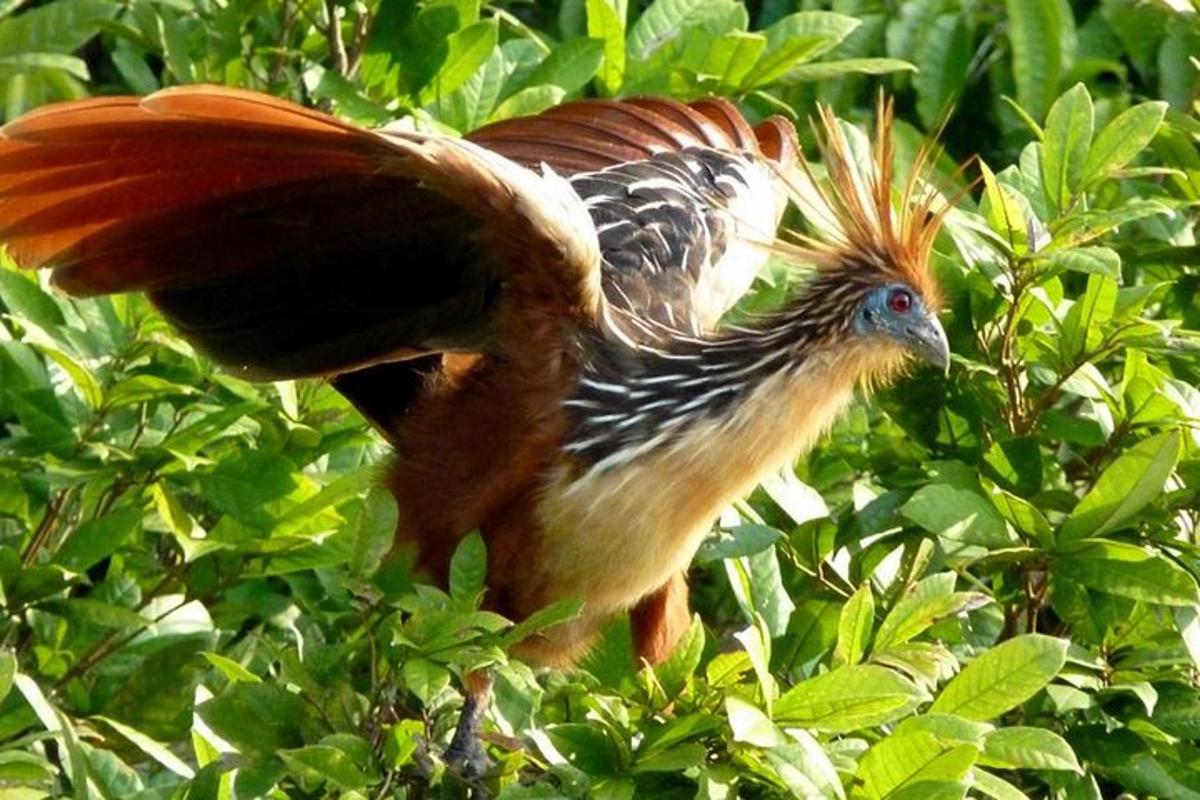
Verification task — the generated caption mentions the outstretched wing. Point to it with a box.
[0,85,599,379]
[473,98,797,332]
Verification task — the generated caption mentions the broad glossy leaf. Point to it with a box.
[528,38,603,93]
[651,614,704,699]
[742,11,859,88]
[54,505,142,573]
[449,531,487,607]
[902,485,1017,548]
[420,20,498,103]
[774,665,928,732]
[586,0,624,95]
[972,769,1031,800]
[0,651,13,705]
[930,634,1067,721]
[1045,247,1121,280]
[1059,431,1181,542]
[1041,83,1094,213]
[912,13,970,127]
[835,583,874,665]
[488,84,565,122]
[1006,0,1068,120]
[764,731,845,799]
[1054,539,1199,606]
[777,57,914,82]
[1083,101,1168,185]
[980,727,1081,772]
[197,684,304,757]
[95,716,195,778]
[279,745,366,792]
[1059,274,1117,362]
[856,730,978,799]
[725,695,779,747]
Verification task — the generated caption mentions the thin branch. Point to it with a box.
[21,490,71,567]
[325,0,349,77]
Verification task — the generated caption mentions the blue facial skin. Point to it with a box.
[854,283,951,371]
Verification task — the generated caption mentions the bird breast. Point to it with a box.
[532,345,882,625]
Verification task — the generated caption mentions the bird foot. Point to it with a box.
[443,672,494,779]
[444,734,492,779]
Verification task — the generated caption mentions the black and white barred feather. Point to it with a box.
[569,147,783,338]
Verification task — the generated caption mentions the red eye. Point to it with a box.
[888,289,913,314]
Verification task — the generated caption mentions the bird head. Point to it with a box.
[852,281,949,372]
[774,97,956,376]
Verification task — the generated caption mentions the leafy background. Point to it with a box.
[0,0,1197,797]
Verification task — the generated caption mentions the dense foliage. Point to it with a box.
[0,0,1197,797]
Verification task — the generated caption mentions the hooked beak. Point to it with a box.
[904,313,951,374]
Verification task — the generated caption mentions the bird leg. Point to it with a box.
[631,572,692,666]
[444,669,494,779]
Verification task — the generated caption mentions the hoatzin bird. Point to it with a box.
[0,86,951,773]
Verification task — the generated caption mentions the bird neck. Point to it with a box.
[565,275,889,474]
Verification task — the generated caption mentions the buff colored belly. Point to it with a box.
[533,361,866,628]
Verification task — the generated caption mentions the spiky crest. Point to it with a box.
[774,96,957,309]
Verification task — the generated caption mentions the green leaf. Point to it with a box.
[776,57,914,83]
[1059,274,1117,363]
[695,524,781,562]
[199,452,297,524]
[774,665,929,732]
[695,31,765,91]
[351,488,398,578]
[0,269,64,332]
[0,52,88,80]
[0,0,117,58]
[1045,247,1122,280]
[54,506,142,572]
[1041,83,1094,214]
[0,651,14,705]
[279,745,366,792]
[528,38,603,93]
[912,13,971,127]
[835,583,874,665]
[723,546,795,637]
[503,598,583,647]
[449,531,487,607]
[487,84,566,122]
[402,658,451,706]
[902,484,1017,548]
[653,614,704,697]
[35,345,102,410]
[627,0,732,63]
[1005,0,1067,120]
[979,160,1029,249]
[105,374,197,408]
[420,19,498,103]
[856,730,978,799]
[586,0,624,95]
[742,11,859,88]
[875,585,990,652]
[973,769,1033,800]
[1054,539,1200,606]
[1083,101,1168,186]
[764,731,846,800]
[201,652,261,684]
[930,634,1067,721]
[979,727,1081,773]
[1059,431,1181,542]
[724,695,779,747]
[94,716,195,778]
[42,598,147,628]
[197,684,304,758]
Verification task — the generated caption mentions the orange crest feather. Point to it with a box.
[774,96,957,309]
